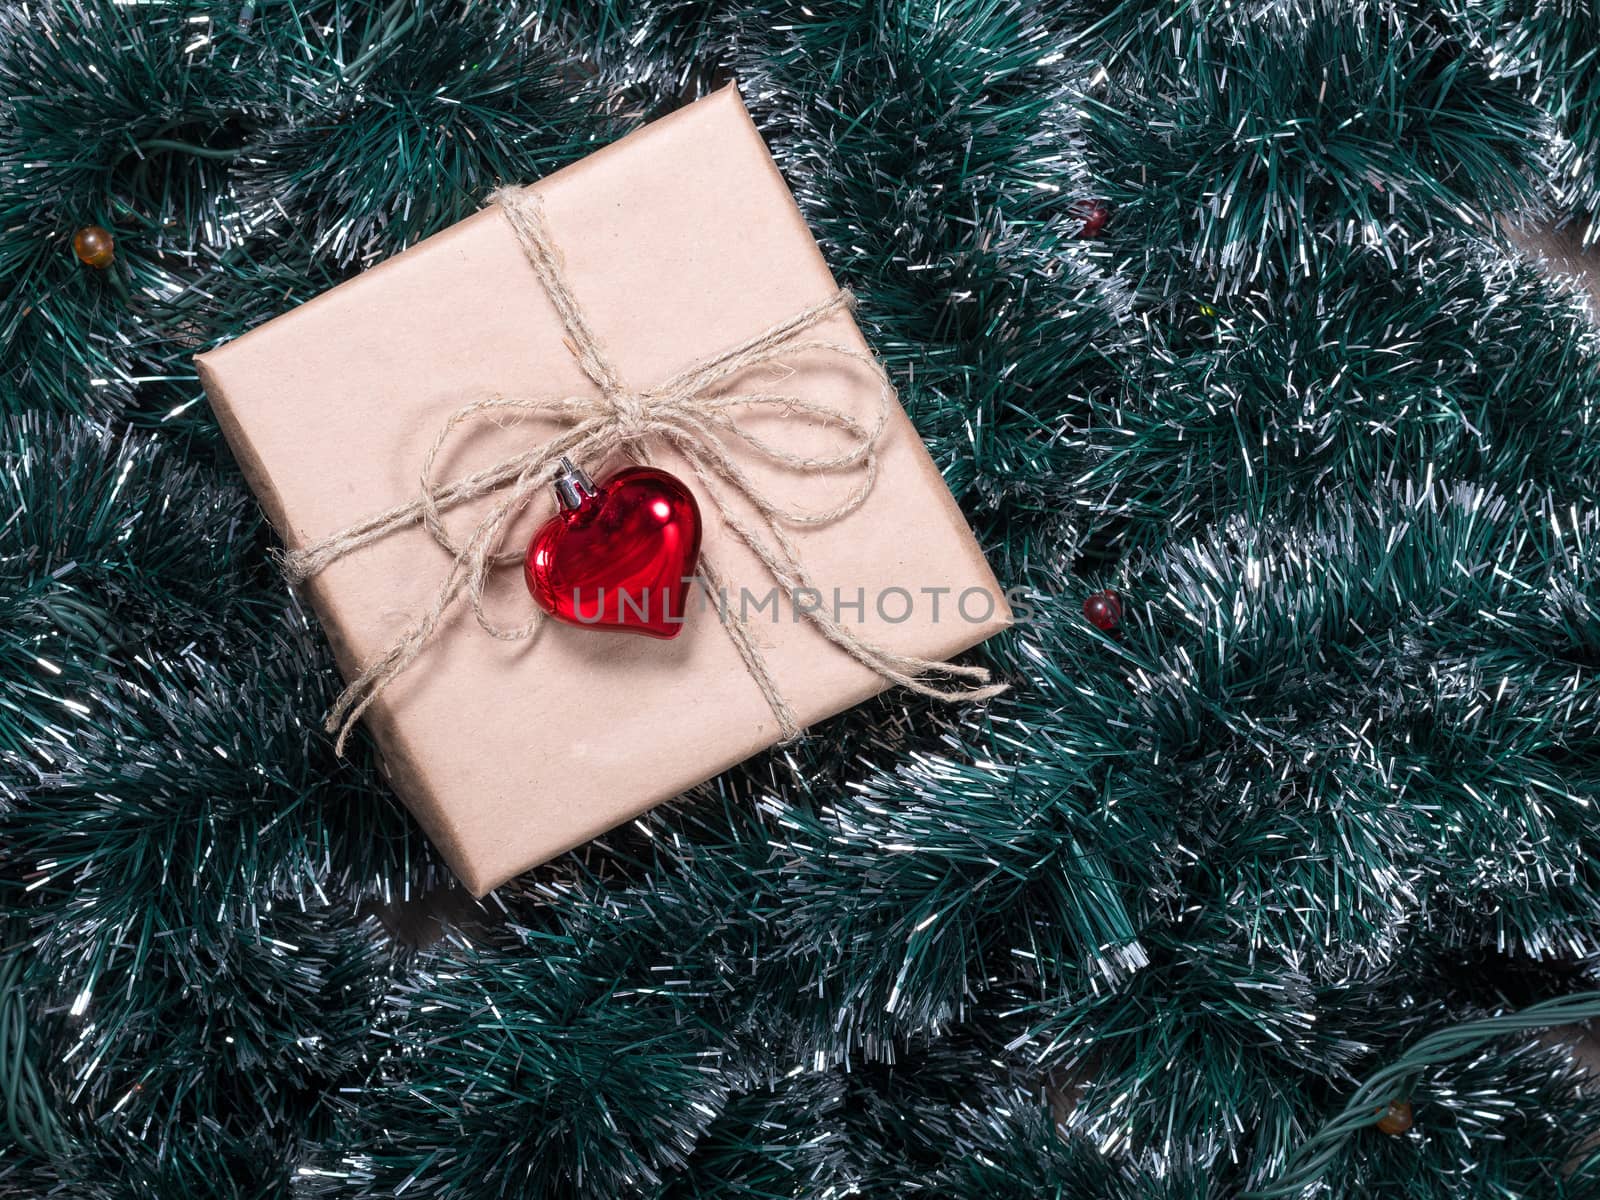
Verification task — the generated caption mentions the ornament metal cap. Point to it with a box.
[552,456,597,511]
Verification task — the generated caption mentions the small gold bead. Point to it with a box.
[1375,1099,1413,1135]
[72,225,115,269]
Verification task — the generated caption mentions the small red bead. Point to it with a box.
[1083,589,1122,631]
[1073,199,1111,239]
[1375,1099,1413,1136]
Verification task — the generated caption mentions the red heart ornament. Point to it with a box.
[524,461,702,639]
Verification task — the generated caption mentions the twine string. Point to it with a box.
[283,186,1006,754]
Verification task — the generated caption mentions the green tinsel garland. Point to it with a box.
[5,1,1600,1196]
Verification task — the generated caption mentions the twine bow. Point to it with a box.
[284,186,1005,754]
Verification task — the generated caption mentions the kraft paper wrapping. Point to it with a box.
[196,85,1011,895]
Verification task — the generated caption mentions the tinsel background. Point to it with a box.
[5,1,1600,1196]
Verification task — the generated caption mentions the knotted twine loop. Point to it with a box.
[283,185,1007,755]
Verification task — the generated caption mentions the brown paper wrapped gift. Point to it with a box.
[195,85,1011,895]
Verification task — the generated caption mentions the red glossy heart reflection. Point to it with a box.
[524,466,702,638]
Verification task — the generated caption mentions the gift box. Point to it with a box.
[195,85,1011,895]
